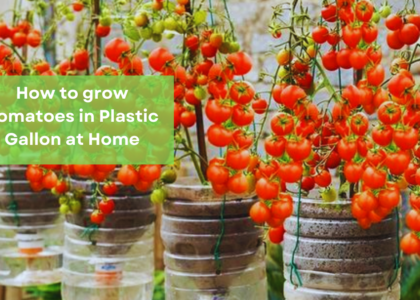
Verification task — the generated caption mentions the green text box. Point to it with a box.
[0,76,174,164]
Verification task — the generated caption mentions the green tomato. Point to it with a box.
[194,86,206,100]
[140,27,153,39]
[219,42,231,54]
[164,17,178,31]
[161,169,177,184]
[69,200,82,214]
[60,204,70,214]
[379,5,391,18]
[321,187,337,202]
[59,196,68,205]
[134,13,149,27]
[193,11,207,25]
[246,173,256,194]
[372,12,381,23]
[228,41,240,53]
[66,13,75,21]
[166,33,175,40]
[152,33,162,43]
[303,36,314,47]
[278,66,288,79]
[152,21,165,35]
[151,188,167,204]
[100,15,112,26]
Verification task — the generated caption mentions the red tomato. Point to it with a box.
[230,81,255,104]
[99,199,115,215]
[312,26,329,44]
[361,23,378,44]
[256,177,279,200]
[321,50,339,71]
[336,48,352,69]
[252,98,268,114]
[358,190,379,211]
[385,14,404,31]
[286,138,312,161]
[271,198,293,219]
[249,201,271,224]
[90,211,105,224]
[227,172,248,194]
[271,112,294,136]
[350,113,369,136]
[398,23,420,45]
[385,151,410,176]
[227,52,253,76]
[268,226,285,244]
[96,24,111,37]
[393,127,418,150]
[362,167,386,189]
[387,31,404,50]
[342,25,362,48]
[349,49,368,70]
[103,182,118,195]
[377,101,401,125]
[378,188,400,210]
[117,165,139,185]
[264,136,286,157]
[401,233,420,254]
[207,124,232,147]
[314,169,332,187]
[232,105,255,127]
[321,4,337,22]
[148,47,174,72]
[278,162,303,183]
[355,0,373,22]
[367,64,385,87]
[343,161,364,183]
[226,149,251,170]
[104,38,131,63]
[372,125,393,146]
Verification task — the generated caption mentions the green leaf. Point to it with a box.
[339,181,350,196]
[123,22,141,42]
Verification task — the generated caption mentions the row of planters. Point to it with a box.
[0,0,420,299]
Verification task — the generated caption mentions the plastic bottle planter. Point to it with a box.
[0,165,62,287]
[162,178,268,300]
[283,196,400,300]
[62,178,155,300]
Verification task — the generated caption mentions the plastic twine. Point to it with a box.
[6,165,19,226]
[213,194,226,275]
[388,207,401,288]
[289,179,303,287]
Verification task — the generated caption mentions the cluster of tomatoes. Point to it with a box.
[317,0,384,75]
[0,20,41,49]
[26,164,69,194]
[150,0,189,15]
[385,13,420,50]
[26,163,164,225]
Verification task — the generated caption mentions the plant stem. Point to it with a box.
[92,0,101,70]
[184,127,206,184]
[254,65,280,150]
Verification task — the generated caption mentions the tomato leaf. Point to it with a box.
[339,181,350,196]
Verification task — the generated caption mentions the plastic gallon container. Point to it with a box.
[62,178,155,300]
[162,178,268,300]
[283,196,400,300]
[0,165,62,287]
